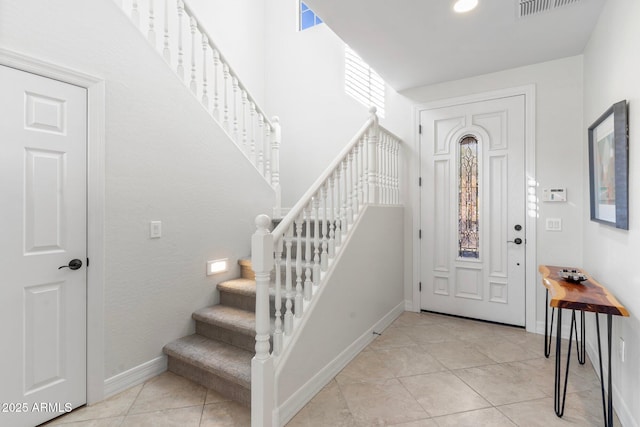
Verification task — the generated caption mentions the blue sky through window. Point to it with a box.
[300,2,323,30]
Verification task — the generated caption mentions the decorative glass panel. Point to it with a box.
[458,136,479,258]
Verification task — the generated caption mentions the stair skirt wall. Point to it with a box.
[274,205,405,425]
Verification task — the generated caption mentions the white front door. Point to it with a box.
[419,95,526,326]
[0,65,87,426]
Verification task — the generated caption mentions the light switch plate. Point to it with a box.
[150,221,162,238]
[546,218,562,231]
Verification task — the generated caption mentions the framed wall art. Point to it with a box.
[588,100,629,229]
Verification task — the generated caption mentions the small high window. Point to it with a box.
[344,45,385,117]
[299,2,323,31]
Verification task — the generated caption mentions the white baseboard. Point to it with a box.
[277,301,405,426]
[585,341,638,427]
[404,299,416,312]
[103,355,167,399]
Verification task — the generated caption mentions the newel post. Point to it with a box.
[271,117,282,218]
[367,106,380,204]
[251,215,274,427]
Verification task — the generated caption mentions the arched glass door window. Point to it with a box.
[458,135,479,258]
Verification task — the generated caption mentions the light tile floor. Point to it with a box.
[43,312,621,426]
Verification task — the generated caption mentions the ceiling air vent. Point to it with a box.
[518,0,582,18]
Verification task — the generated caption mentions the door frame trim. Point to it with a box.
[413,85,537,332]
[0,48,106,403]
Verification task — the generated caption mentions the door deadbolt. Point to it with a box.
[514,224,522,231]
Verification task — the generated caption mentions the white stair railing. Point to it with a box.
[118,0,281,215]
[250,107,402,426]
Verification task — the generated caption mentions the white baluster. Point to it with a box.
[343,159,351,227]
[251,214,272,361]
[176,1,184,80]
[273,237,283,356]
[382,135,387,204]
[131,0,140,27]
[212,49,220,120]
[162,0,170,62]
[271,117,282,218]
[329,171,340,254]
[346,153,354,225]
[367,110,380,204]
[241,91,249,154]
[201,34,209,107]
[249,102,257,164]
[264,123,271,182]
[232,76,239,142]
[362,133,369,204]
[222,64,230,131]
[189,16,197,94]
[257,114,265,174]
[394,138,400,204]
[388,136,393,204]
[313,195,320,285]
[148,0,156,46]
[334,166,342,247]
[295,213,304,317]
[356,138,363,211]
[284,226,294,335]
[321,184,328,271]
[304,205,313,300]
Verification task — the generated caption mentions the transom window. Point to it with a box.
[299,2,323,31]
[458,135,479,258]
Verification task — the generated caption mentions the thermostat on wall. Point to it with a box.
[542,188,567,202]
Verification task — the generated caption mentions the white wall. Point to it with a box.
[583,0,640,425]
[402,56,585,329]
[276,206,404,421]
[186,0,266,107]
[263,0,412,208]
[0,0,274,381]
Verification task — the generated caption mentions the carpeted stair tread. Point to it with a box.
[218,278,280,297]
[163,334,252,388]
[218,278,259,296]
[193,305,255,336]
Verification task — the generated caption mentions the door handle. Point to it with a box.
[59,259,83,270]
[507,238,523,245]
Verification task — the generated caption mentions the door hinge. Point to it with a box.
[419,229,422,239]
[419,124,422,134]
[419,177,422,187]
[419,282,422,292]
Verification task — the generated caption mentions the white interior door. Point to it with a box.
[419,95,526,326]
[0,65,87,426]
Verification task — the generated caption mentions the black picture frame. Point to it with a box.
[588,100,629,230]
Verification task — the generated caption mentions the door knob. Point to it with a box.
[59,259,83,270]
[507,238,523,245]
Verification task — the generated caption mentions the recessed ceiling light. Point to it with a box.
[454,0,478,13]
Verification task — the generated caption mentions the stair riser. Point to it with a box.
[195,321,256,353]
[219,290,285,317]
[168,357,250,407]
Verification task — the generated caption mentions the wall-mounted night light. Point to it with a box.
[207,258,229,276]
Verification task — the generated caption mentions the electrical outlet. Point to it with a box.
[619,337,625,362]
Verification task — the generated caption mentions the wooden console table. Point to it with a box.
[539,265,628,427]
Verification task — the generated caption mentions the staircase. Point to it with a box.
[163,259,262,407]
